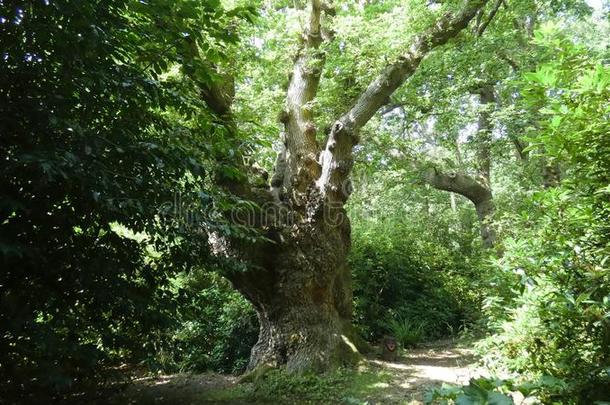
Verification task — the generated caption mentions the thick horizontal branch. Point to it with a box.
[423,167,491,205]
[422,167,496,247]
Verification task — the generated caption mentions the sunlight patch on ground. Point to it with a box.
[365,342,487,403]
[370,359,412,370]
[405,364,479,385]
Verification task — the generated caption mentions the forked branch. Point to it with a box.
[317,0,490,202]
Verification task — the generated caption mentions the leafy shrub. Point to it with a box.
[349,189,484,343]
[425,378,515,405]
[0,0,254,398]
[153,271,259,374]
[384,317,427,348]
[478,25,610,404]
[424,376,568,404]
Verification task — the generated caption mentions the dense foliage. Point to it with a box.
[349,172,484,345]
[152,271,258,375]
[0,0,254,398]
[477,23,610,402]
[1,0,609,404]
[342,3,610,403]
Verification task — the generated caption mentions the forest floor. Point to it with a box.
[103,339,485,404]
[364,339,484,403]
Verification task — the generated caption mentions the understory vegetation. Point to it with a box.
[349,181,485,344]
[203,367,392,404]
[1,0,609,404]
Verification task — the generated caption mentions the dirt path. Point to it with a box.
[365,340,484,404]
[103,340,483,404]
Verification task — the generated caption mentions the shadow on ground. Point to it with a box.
[92,340,483,404]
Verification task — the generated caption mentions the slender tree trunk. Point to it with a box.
[475,85,494,186]
[474,191,495,248]
[421,85,497,248]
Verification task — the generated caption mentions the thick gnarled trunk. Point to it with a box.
[199,0,490,372]
[229,204,358,372]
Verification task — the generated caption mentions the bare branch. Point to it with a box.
[423,168,491,204]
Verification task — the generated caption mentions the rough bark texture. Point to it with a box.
[474,196,495,248]
[204,0,491,373]
[228,203,357,372]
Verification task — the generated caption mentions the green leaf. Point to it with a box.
[488,392,514,405]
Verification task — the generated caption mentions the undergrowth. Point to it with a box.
[201,367,391,404]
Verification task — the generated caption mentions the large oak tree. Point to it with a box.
[201,0,493,373]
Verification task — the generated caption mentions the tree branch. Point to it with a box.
[476,0,503,37]
[423,167,496,247]
[423,167,491,205]
[474,85,495,185]
[316,0,489,202]
[274,0,332,197]
[338,0,490,133]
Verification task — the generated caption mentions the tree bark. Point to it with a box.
[206,0,490,373]
[474,194,495,249]
[474,85,494,186]
[419,85,497,248]
[423,168,496,248]
[227,204,359,372]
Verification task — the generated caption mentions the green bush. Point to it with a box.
[384,317,427,348]
[153,271,259,374]
[477,26,610,403]
[424,376,568,404]
[349,202,484,343]
[0,0,254,398]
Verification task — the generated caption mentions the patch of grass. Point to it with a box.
[201,366,391,404]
